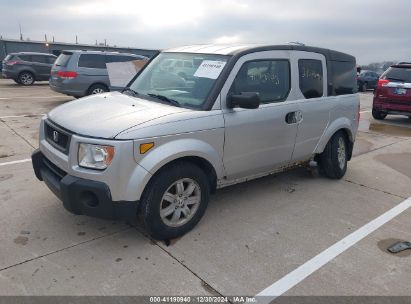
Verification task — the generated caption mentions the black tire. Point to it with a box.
[18,71,35,85]
[372,108,387,120]
[360,82,367,92]
[87,84,108,95]
[318,131,348,179]
[13,79,21,84]
[140,161,210,240]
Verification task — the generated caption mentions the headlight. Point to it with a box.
[78,143,115,170]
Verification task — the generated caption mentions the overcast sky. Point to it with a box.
[1,0,410,64]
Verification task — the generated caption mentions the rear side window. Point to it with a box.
[78,54,106,69]
[17,55,32,62]
[55,53,72,67]
[47,56,56,64]
[31,55,49,64]
[381,67,411,83]
[330,61,357,95]
[229,60,290,104]
[4,55,14,61]
[298,59,323,99]
[106,55,139,63]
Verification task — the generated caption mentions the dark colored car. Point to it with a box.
[49,50,147,98]
[372,63,411,120]
[357,70,379,92]
[1,52,57,85]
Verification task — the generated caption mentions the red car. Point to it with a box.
[372,63,411,120]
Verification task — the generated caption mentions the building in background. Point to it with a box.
[0,38,159,71]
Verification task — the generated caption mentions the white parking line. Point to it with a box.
[360,110,371,113]
[0,96,69,100]
[256,196,411,302]
[0,114,45,119]
[0,158,31,167]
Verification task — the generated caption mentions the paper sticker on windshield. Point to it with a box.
[194,60,226,79]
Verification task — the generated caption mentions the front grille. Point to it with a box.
[43,156,67,180]
[45,120,71,154]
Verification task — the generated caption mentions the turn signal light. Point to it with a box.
[140,142,154,154]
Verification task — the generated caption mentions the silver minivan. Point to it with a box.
[49,50,147,97]
[32,44,360,240]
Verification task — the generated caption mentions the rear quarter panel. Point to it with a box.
[314,94,360,153]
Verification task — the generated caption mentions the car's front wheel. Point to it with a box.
[140,162,210,240]
[318,131,348,179]
[372,108,387,120]
[18,72,35,85]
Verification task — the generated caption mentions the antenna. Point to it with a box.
[19,23,23,40]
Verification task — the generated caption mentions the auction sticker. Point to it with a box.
[194,60,226,79]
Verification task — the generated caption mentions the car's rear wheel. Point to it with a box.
[372,108,387,120]
[13,79,21,84]
[318,131,348,179]
[18,72,35,85]
[140,161,210,240]
[87,84,108,95]
[361,82,367,92]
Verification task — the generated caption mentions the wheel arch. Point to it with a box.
[87,82,110,94]
[18,69,36,80]
[315,119,355,160]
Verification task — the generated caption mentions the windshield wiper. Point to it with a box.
[147,93,180,107]
[122,87,139,96]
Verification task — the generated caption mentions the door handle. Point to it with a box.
[285,111,303,124]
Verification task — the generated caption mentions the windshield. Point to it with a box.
[128,53,230,109]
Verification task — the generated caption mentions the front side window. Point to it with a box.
[128,53,229,109]
[78,54,106,69]
[229,60,290,104]
[299,59,323,99]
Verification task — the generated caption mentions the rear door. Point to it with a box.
[30,55,52,79]
[290,51,331,162]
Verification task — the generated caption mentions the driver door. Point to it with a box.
[222,51,299,180]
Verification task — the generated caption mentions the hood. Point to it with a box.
[48,92,190,138]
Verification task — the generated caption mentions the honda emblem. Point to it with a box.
[52,130,59,142]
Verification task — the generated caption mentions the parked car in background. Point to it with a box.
[32,44,359,240]
[372,62,411,120]
[357,70,379,92]
[49,50,147,98]
[1,52,57,85]
[160,58,198,80]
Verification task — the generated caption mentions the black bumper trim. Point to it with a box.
[32,149,138,220]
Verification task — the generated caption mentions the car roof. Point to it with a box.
[10,52,56,57]
[63,50,144,57]
[164,44,355,62]
[392,63,411,68]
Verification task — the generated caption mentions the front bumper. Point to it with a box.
[32,149,138,220]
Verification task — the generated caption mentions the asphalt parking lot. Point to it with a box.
[0,78,410,299]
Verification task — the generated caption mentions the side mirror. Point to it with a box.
[227,92,260,109]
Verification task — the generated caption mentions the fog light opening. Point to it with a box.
[80,191,99,208]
